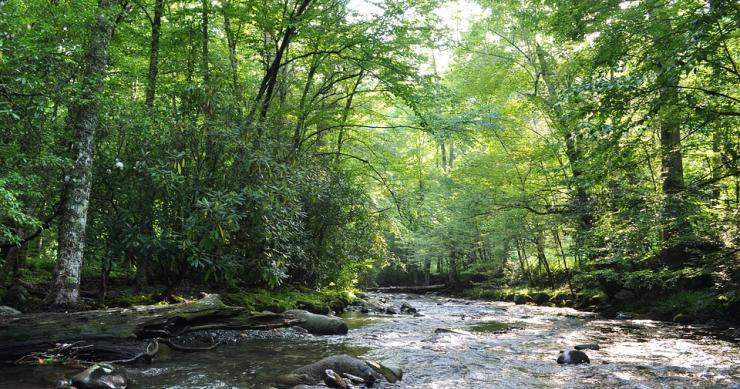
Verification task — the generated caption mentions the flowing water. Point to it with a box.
[1,293,738,388]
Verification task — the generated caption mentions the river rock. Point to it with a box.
[400,301,417,314]
[0,305,21,316]
[323,369,349,388]
[574,343,600,350]
[285,310,348,335]
[385,307,398,314]
[557,350,590,365]
[364,359,402,383]
[513,294,532,305]
[277,355,382,386]
[70,363,127,389]
[531,292,550,305]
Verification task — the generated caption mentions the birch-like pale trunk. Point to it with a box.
[46,0,119,307]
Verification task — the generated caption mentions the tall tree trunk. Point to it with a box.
[710,130,722,204]
[658,77,689,265]
[535,44,594,234]
[516,239,532,286]
[535,230,555,289]
[552,229,575,298]
[222,2,243,111]
[440,142,447,172]
[139,0,164,287]
[145,0,164,110]
[449,142,455,169]
[46,0,120,307]
[447,250,458,285]
[423,256,431,286]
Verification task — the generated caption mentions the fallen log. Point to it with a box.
[365,284,447,294]
[0,294,300,362]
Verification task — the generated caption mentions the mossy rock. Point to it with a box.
[513,294,532,305]
[672,313,694,324]
[531,292,551,305]
[467,320,513,334]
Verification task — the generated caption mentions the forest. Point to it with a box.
[1,0,738,329]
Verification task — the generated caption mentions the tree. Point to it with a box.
[46,0,121,306]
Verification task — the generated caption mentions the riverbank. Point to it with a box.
[458,283,740,328]
[0,267,360,316]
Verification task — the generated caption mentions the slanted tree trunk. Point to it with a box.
[247,0,312,129]
[335,70,364,162]
[46,0,120,307]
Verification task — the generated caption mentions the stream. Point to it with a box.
[1,292,738,388]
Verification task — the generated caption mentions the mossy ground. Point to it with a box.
[4,256,359,314]
[222,288,359,314]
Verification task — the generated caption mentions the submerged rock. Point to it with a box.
[70,364,127,389]
[574,343,600,350]
[434,328,469,335]
[285,310,348,335]
[557,350,590,365]
[467,321,512,334]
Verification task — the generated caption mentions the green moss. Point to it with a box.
[223,288,359,314]
[467,321,512,333]
[109,294,158,307]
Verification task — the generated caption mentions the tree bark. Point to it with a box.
[222,2,243,111]
[145,0,164,110]
[658,77,690,265]
[46,0,120,307]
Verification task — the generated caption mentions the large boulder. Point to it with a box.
[70,364,127,389]
[399,301,417,314]
[285,310,348,335]
[557,350,590,365]
[275,355,382,386]
[531,292,550,305]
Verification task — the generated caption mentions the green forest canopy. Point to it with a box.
[0,0,738,313]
